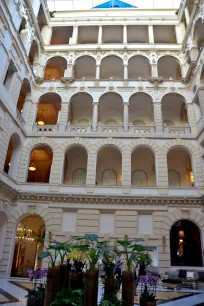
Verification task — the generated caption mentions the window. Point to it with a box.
[73,168,86,185]
[132,170,147,187]
[3,61,16,91]
[168,170,180,187]
[102,169,117,186]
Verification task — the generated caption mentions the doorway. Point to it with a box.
[170,219,203,267]
[11,215,45,277]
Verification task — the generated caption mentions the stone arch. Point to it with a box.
[44,56,67,80]
[160,92,187,103]
[3,204,54,275]
[69,91,93,101]
[94,138,125,154]
[128,55,151,79]
[17,138,58,183]
[163,139,203,187]
[99,91,124,103]
[100,55,124,79]
[74,55,96,79]
[161,207,204,240]
[74,54,96,63]
[37,91,63,103]
[157,55,182,80]
[0,126,24,174]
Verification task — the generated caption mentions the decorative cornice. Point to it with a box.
[0,180,18,201]
[17,192,203,206]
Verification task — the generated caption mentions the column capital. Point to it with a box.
[123,102,129,106]
[153,101,161,105]
[93,102,99,106]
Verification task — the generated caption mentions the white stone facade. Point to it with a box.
[0,0,204,275]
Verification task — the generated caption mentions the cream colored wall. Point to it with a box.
[1,0,204,276]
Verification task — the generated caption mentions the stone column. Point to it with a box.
[186,103,197,134]
[123,103,129,132]
[65,64,74,78]
[59,103,69,132]
[98,26,103,44]
[148,25,154,43]
[26,102,38,131]
[92,102,99,132]
[71,26,78,44]
[184,7,190,25]
[124,65,128,80]
[41,25,52,45]
[22,96,32,123]
[153,102,163,133]
[123,25,127,44]
[198,89,204,123]
[96,65,100,79]
[151,64,158,78]
[175,23,185,44]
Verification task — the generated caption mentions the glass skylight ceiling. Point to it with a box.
[47,0,182,11]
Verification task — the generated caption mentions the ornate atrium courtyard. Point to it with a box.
[1,0,204,305]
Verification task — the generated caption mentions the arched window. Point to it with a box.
[102,169,117,186]
[104,119,118,126]
[168,170,180,187]
[73,169,86,185]
[132,170,147,187]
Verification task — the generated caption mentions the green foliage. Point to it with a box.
[141,286,156,302]
[116,239,152,271]
[99,293,124,306]
[51,288,83,306]
[38,239,73,267]
[25,283,45,300]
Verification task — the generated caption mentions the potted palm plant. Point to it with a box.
[83,234,100,306]
[117,239,150,306]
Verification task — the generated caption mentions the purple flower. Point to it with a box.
[28,269,47,281]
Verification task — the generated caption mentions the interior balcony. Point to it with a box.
[33,93,61,132]
[162,93,190,134]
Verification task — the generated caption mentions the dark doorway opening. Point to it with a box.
[170,219,203,267]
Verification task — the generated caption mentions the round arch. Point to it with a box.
[4,133,22,180]
[26,145,53,183]
[128,55,151,79]
[100,55,123,79]
[74,55,96,79]
[170,219,203,267]
[96,145,122,185]
[44,56,67,80]
[129,92,153,126]
[158,55,182,80]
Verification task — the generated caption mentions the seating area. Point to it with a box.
[162,269,204,290]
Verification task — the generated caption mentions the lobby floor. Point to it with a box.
[0,277,204,305]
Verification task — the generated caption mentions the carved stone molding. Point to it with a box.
[0,180,18,201]
[17,192,203,207]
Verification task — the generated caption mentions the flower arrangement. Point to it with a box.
[26,269,47,305]
[67,249,88,272]
[140,275,161,305]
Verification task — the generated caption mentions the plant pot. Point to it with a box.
[140,299,156,306]
[58,264,67,290]
[122,271,134,306]
[104,277,116,295]
[84,269,98,306]
[44,267,59,306]
[69,271,84,290]
[64,262,72,288]
[27,294,44,306]
[27,296,36,306]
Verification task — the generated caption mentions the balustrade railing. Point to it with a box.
[66,124,92,133]
[33,124,59,132]
[129,125,155,133]
[164,125,191,134]
[97,125,123,133]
